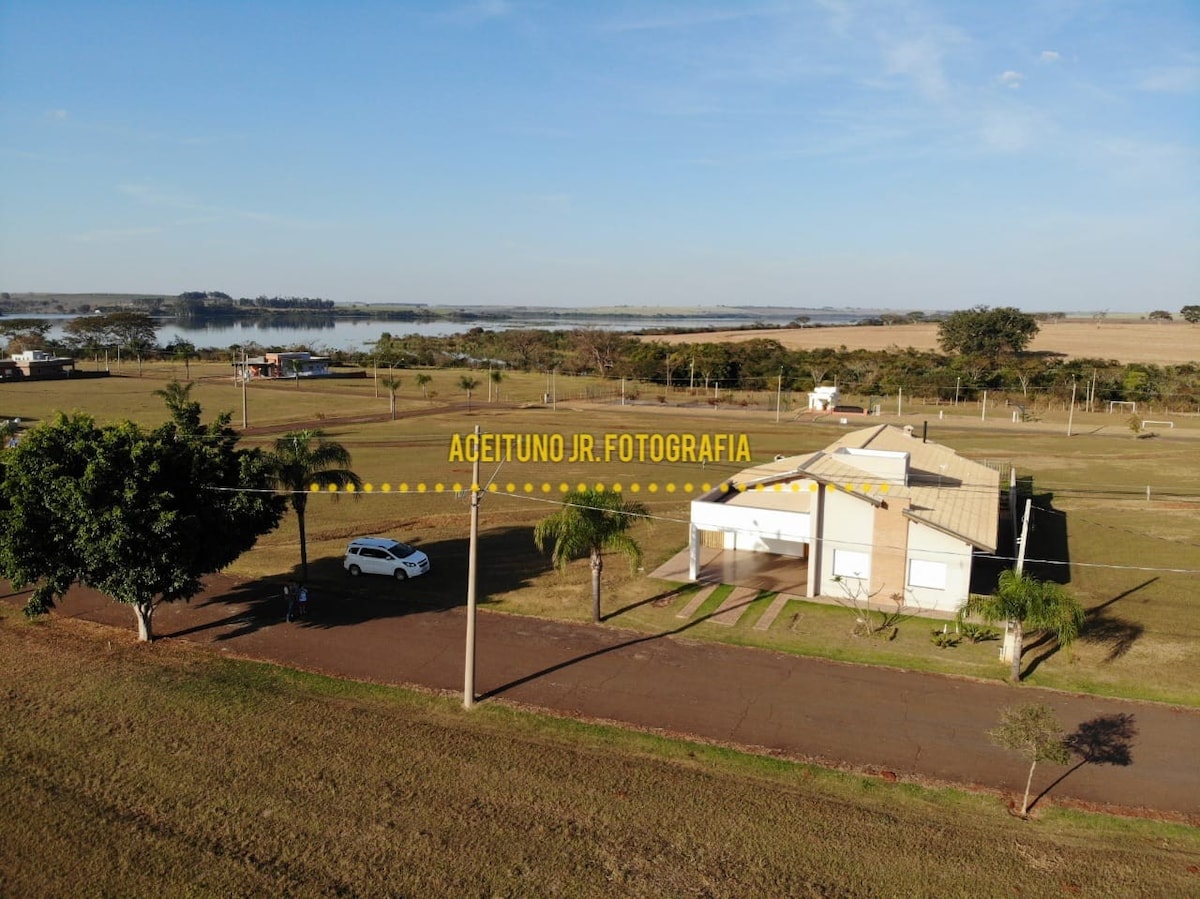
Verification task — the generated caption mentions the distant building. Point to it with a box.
[2,350,76,381]
[807,385,838,411]
[232,351,332,381]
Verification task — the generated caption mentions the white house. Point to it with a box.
[687,424,1001,613]
[807,385,839,411]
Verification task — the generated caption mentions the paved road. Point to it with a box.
[8,576,1198,821]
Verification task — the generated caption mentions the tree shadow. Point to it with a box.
[1031,713,1138,811]
[480,590,772,702]
[162,525,549,640]
[603,584,698,620]
[1081,577,1156,663]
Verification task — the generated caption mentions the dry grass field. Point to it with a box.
[4,613,1197,897]
[650,320,1200,365]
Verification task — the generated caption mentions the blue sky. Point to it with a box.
[1,1,1196,311]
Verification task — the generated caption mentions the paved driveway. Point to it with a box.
[6,575,1198,820]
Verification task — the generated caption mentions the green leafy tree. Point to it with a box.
[1181,305,1200,324]
[1148,310,1173,321]
[959,569,1085,682]
[488,368,503,401]
[989,703,1071,816]
[0,405,285,641]
[269,430,362,582]
[533,488,647,624]
[459,375,479,411]
[938,306,1039,357]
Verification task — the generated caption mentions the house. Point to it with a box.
[686,424,1001,613]
[233,351,331,381]
[4,350,76,380]
[807,385,839,411]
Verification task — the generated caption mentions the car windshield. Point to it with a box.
[387,542,416,558]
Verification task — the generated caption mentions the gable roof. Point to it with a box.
[722,424,1000,551]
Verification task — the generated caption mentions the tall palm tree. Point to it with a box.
[459,375,479,412]
[533,488,647,623]
[959,569,1084,682]
[381,374,402,420]
[488,368,503,402]
[270,430,363,582]
[415,372,432,400]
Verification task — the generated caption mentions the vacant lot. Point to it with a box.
[4,613,1197,897]
[650,320,1200,365]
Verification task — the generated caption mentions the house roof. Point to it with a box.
[722,424,1000,551]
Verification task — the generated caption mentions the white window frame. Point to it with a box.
[908,559,947,590]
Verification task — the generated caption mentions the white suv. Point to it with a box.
[343,537,431,581]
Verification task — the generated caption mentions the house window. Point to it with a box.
[833,549,870,579]
[908,559,947,590]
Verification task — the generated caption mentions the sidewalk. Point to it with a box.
[8,575,1199,820]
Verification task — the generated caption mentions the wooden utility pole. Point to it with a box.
[464,424,481,709]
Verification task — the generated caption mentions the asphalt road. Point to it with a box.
[7,575,1198,821]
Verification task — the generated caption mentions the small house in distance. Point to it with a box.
[687,424,1001,613]
[1,350,76,381]
[233,351,331,381]
[807,385,839,411]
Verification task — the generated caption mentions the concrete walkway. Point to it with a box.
[6,576,1198,821]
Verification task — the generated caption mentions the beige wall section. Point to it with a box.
[870,497,910,601]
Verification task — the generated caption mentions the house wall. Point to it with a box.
[816,487,875,599]
[690,498,810,556]
[904,522,974,612]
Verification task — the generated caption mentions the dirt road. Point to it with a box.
[8,575,1198,821]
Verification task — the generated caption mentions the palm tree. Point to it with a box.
[533,488,647,623]
[380,374,402,420]
[959,569,1085,682]
[415,372,432,400]
[488,368,503,402]
[269,430,363,582]
[459,375,479,412]
[153,379,201,432]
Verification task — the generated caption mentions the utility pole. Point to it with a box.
[689,357,695,392]
[1004,498,1034,665]
[464,424,482,709]
[241,349,248,429]
[775,370,783,423]
[954,377,960,407]
[897,387,903,416]
[1066,379,1077,437]
[981,390,987,421]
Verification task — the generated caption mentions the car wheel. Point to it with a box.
[348,564,362,577]
[394,569,408,581]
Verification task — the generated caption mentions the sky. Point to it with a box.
[1,1,1197,312]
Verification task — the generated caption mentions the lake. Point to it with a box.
[34,312,867,353]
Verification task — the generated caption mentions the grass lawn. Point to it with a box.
[3,610,1197,898]
[4,364,1200,706]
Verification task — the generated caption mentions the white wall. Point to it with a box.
[816,489,876,598]
[904,522,974,613]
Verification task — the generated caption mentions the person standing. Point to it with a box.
[284,582,296,622]
[297,583,309,618]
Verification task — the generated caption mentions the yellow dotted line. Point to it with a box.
[310,481,892,495]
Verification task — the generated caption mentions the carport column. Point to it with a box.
[807,484,824,598]
[688,523,700,581]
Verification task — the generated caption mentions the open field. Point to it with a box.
[3,612,1197,897]
[649,320,1200,365]
[4,364,1199,705]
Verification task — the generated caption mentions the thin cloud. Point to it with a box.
[47,109,69,121]
[1137,66,1200,93]
[1039,50,1060,63]
[73,226,161,243]
[998,70,1024,89]
[602,6,783,33]
[440,0,515,26]
[117,182,324,229]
